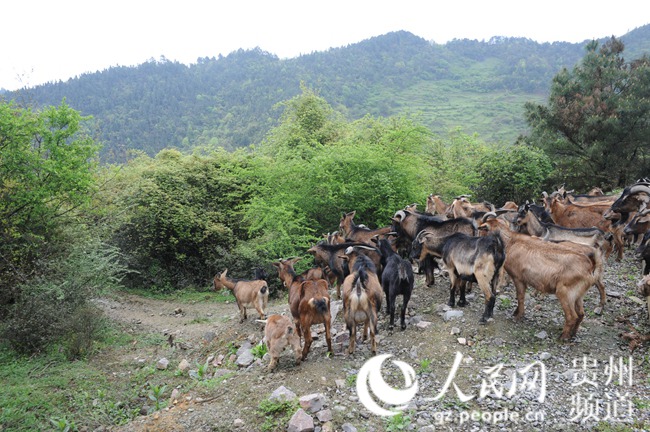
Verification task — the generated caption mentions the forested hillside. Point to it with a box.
[3,26,650,162]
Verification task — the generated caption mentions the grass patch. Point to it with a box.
[257,398,300,432]
[384,411,412,431]
[0,320,182,431]
[118,286,233,303]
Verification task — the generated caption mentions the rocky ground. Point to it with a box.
[96,250,650,432]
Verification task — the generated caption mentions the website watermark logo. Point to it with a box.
[356,353,419,416]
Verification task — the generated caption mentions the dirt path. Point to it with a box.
[97,253,650,432]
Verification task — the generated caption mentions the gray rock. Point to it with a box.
[450,327,461,335]
[287,408,315,432]
[535,330,548,340]
[236,341,252,356]
[236,349,255,367]
[443,310,464,321]
[156,358,169,370]
[342,424,358,432]
[233,418,245,428]
[300,393,327,413]
[269,385,297,402]
[316,409,333,422]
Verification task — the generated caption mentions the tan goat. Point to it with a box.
[340,252,383,355]
[258,314,302,372]
[480,216,600,341]
[213,269,268,323]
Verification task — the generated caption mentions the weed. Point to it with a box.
[196,361,209,380]
[384,411,411,431]
[418,358,432,374]
[346,373,357,387]
[257,398,300,432]
[148,384,167,411]
[498,297,512,310]
[50,417,77,432]
[252,342,268,359]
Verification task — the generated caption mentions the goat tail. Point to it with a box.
[286,325,294,336]
[309,297,329,314]
[260,283,268,295]
[353,268,369,289]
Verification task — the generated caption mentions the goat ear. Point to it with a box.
[222,269,228,278]
[271,262,281,268]
[290,257,302,264]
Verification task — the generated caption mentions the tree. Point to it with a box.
[473,144,552,205]
[0,100,99,306]
[523,37,650,190]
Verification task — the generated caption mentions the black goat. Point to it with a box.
[414,231,505,323]
[377,237,414,331]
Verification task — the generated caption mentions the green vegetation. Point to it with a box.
[384,411,412,431]
[252,342,269,359]
[524,37,650,189]
[2,34,650,429]
[11,29,650,163]
[257,398,300,432]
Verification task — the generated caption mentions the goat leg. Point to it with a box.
[324,319,333,355]
[400,294,409,331]
[457,280,468,307]
[480,295,496,324]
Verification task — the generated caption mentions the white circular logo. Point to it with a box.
[356,354,419,416]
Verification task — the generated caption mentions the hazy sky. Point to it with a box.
[3,0,649,91]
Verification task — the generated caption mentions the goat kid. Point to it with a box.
[213,269,268,323]
[258,314,302,372]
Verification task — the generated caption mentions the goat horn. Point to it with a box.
[628,184,650,195]
[542,191,548,198]
[393,210,406,221]
[482,212,498,222]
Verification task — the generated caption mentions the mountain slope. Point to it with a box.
[5,28,649,162]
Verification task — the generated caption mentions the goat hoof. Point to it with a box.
[457,300,468,307]
[447,301,455,307]
[400,324,406,331]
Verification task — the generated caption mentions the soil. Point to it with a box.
[96,251,650,432]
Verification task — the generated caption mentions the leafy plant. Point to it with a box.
[252,342,268,359]
[148,384,167,411]
[418,358,432,374]
[384,411,412,431]
[49,417,76,432]
[498,297,512,310]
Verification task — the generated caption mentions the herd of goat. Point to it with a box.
[213,179,650,371]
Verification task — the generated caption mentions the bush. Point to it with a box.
[2,236,127,355]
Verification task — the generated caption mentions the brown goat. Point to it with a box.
[544,195,624,261]
[426,194,450,217]
[515,207,609,314]
[339,211,392,245]
[213,269,268,323]
[272,258,333,360]
[480,216,600,341]
[340,252,383,354]
[259,314,302,372]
